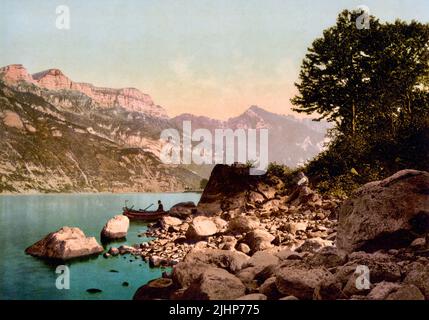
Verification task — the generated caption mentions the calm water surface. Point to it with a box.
[0,192,201,300]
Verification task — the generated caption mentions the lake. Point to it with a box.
[0,192,201,300]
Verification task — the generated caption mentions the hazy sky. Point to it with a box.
[1,0,428,119]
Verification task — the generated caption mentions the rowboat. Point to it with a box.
[122,206,168,221]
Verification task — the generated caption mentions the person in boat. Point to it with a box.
[157,200,164,212]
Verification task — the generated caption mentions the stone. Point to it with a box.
[295,238,333,253]
[186,216,218,240]
[172,262,212,288]
[386,284,425,300]
[410,237,426,249]
[366,282,402,300]
[108,247,119,256]
[236,243,251,254]
[313,274,345,300]
[306,246,347,268]
[275,265,331,300]
[219,236,237,250]
[227,216,260,234]
[283,222,308,235]
[169,202,196,218]
[236,293,267,300]
[213,217,228,232]
[182,267,246,300]
[243,229,275,253]
[101,215,129,240]
[337,170,429,253]
[118,245,135,255]
[25,226,103,260]
[160,216,183,230]
[133,278,177,300]
[259,277,281,300]
[403,262,429,299]
[243,251,280,270]
[279,295,299,300]
[183,248,249,273]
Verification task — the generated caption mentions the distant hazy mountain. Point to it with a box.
[173,105,330,168]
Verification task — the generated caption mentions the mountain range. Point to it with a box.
[0,64,329,193]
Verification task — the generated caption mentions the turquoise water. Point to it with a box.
[0,192,201,300]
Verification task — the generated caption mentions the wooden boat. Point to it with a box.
[122,206,168,221]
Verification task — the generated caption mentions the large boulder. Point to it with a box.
[25,227,103,260]
[275,265,332,300]
[182,267,246,300]
[196,164,256,215]
[227,216,260,234]
[242,229,275,253]
[185,216,219,240]
[101,215,129,240]
[403,262,429,299]
[169,202,196,218]
[172,262,212,288]
[337,170,429,253]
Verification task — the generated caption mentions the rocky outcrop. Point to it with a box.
[0,64,35,84]
[101,215,129,240]
[337,169,429,253]
[25,227,103,260]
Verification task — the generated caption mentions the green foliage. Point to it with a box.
[199,178,208,190]
[292,9,429,195]
[266,162,293,179]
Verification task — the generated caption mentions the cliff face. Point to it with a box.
[1,65,168,118]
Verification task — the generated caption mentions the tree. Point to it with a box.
[292,9,429,195]
[291,10,429,141]
[200,178,208,190]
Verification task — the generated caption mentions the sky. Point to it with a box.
[1,0,428,119]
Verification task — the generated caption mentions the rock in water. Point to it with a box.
[101,215,129,240]
[86,288,102,294]
[337,169,429,253]
[25,227,103,260]
[185,216,218,240]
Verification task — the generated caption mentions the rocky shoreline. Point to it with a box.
[25,164,429,300]
[130,166,429,300]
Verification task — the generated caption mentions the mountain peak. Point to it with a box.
[0,64,35,84]
[32,68,72,90]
